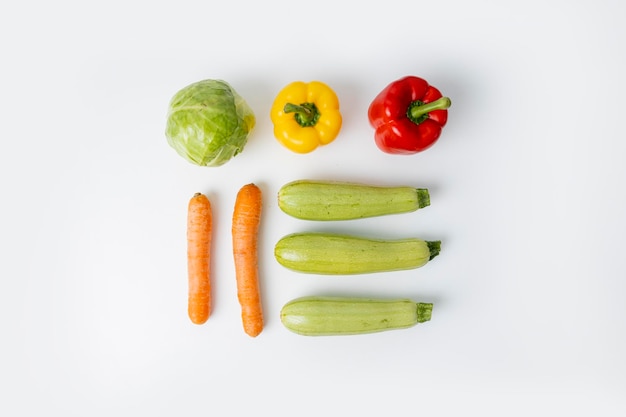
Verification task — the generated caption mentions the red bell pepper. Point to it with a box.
[368,76,451,154]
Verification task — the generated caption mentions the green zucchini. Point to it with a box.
[277,179,430,221]
[280,296,433,336]
[274,232,440,275]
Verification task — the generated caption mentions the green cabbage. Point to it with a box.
[165,79,256,167]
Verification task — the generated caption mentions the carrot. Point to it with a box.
[232,183,264,337]
[187,192,212,325]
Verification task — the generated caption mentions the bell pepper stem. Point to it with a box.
[284,103,312,116]
[284,102,320,127]
[409,96,451,120]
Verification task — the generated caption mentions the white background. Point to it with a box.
[2,0,625,415]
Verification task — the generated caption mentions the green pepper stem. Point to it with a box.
[416,189,430,209]
[416,303,433,323]
[409,96,451,120]
[284,103,312,116]
[284,102,320,127]
[426,240,441,260]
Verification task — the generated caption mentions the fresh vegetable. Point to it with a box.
[274,232,440,275]
[278,179,430,221]
[232,183,264,337]
[281,296,433,336]
[270,81,342,153]
[187,193,212,324]
[165,79,256,167]
[368,76,451,154]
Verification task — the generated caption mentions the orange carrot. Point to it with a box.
[187,192,212,325]
[232,183,264,337]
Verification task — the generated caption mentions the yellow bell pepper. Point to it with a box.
[270,81,342,153]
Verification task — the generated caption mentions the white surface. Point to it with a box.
[2,1,625,415]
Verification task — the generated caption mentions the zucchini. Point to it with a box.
[274,232,440,275]
[277,179,430,221]
[280,296,433,336]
